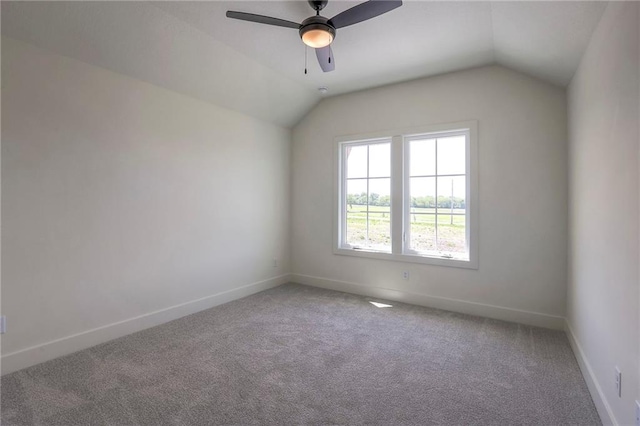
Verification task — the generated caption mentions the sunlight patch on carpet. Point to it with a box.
[369,301,393,308]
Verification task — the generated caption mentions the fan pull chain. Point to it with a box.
[304,45,308,75]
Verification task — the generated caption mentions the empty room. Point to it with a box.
[1,1,639,425]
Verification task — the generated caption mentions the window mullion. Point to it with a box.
[366,145,370,246]
[434,138,439,251]
[391,135,404,254]
[338,144,345,248]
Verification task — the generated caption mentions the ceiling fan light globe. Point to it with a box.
[302,29,333,48]
[299,16,336,49]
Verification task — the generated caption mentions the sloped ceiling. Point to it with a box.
[1,1,607,128]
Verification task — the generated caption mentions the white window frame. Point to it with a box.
[338,138,393,252]
[333,121,478,269]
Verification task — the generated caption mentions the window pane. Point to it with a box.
[345,187,367,246]
[409,214,436,252]
[346,145,367,178]
[346,179,367,208]
[369,143,390,177]
[436,176,466,212]
[346,211,367,247]
[409,177,435,213]
[369,178,390,208]
[367,212,391,251]
[437,214,467,257]
[437,135,465,175]
[410,139,435,176]
[346,211,391,251]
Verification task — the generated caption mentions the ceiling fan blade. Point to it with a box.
[226,11,300,29]
[328,0,402,29]
[316,45,335,72]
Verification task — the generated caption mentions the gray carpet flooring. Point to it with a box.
[2,283,600,425]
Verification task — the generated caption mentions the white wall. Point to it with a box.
[1,37,291,374]
[567,2,640,425]
[291,65,568,328]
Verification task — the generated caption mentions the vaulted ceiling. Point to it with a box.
[2,1,607,128]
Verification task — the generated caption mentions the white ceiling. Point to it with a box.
[2,1,607,128]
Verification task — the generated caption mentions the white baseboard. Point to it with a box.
[1,274,290,376]
[565,320,615,425]
[290,273,565,330]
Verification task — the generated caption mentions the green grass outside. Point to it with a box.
[346,204,466,253]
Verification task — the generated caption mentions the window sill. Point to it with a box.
[333,247,478,269]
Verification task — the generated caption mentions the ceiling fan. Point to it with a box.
[226,0,402,73]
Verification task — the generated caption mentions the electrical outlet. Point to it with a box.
[615,367,622,398]
[402,271,410,280]
[0,316,6,334]
[272,258,278,268]
[635,400,640,426]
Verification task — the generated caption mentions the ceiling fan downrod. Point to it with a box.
[308,0,328,14]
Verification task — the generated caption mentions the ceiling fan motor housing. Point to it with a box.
[299,16,336,48]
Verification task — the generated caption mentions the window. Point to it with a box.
[335,121,478,269]
[343,140,392,252]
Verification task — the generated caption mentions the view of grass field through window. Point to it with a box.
[344,134,467,257]
[345,142,391,251]
[408,135,466,257]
